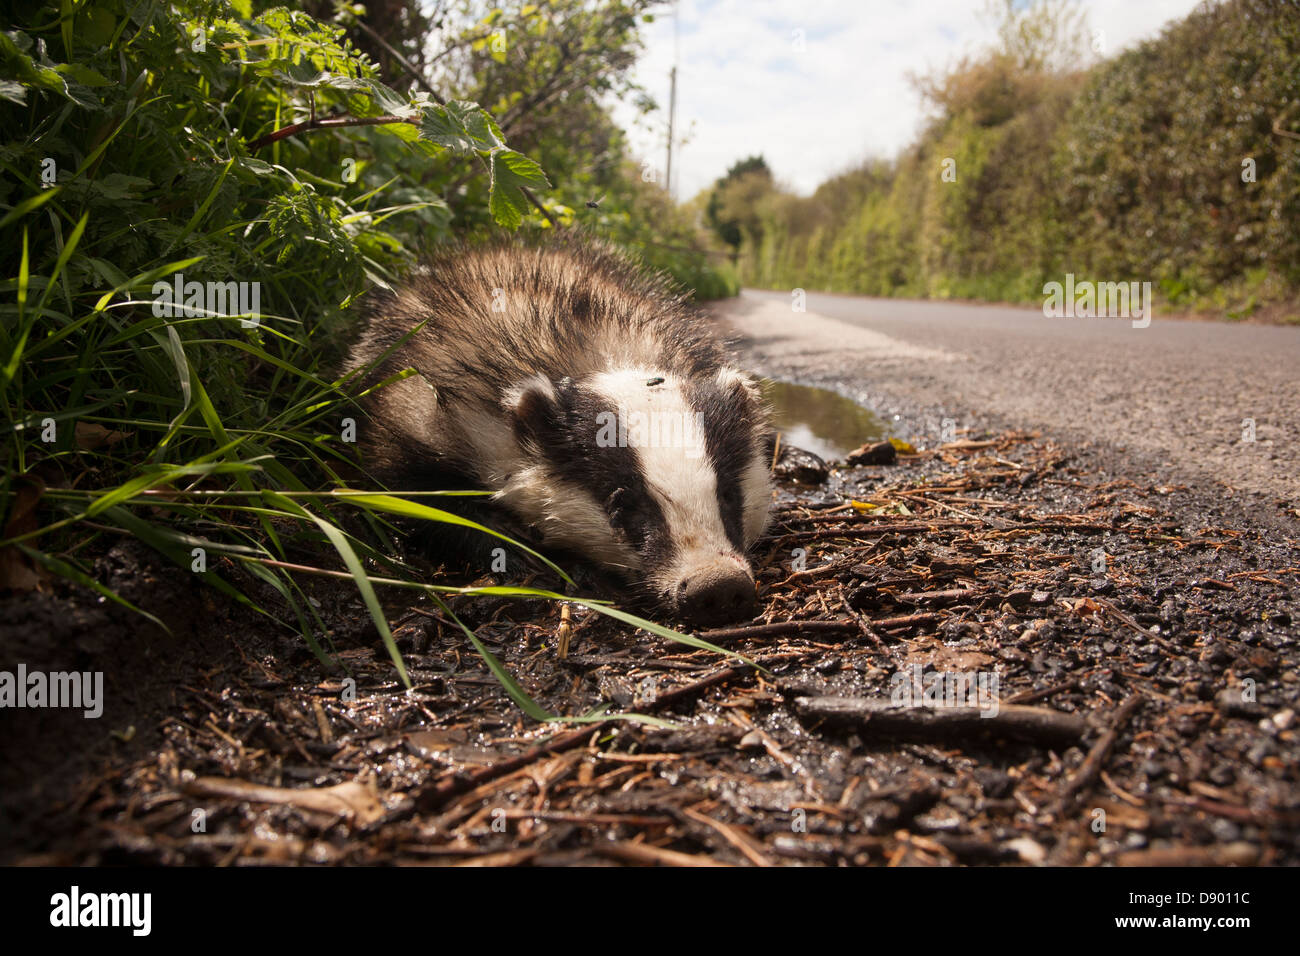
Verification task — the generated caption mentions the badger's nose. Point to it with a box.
[675,567,757,626]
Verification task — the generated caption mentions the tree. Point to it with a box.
[706,156,773,252]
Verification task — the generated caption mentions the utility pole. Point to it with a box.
[666,64,676,198]
[665,1,679,199]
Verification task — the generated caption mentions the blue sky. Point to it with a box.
[612,0,1208,199]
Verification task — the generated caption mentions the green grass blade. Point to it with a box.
[431,593,554,720]
[0,185,62,230]
[340,493,575,586]
[263,491,410,689]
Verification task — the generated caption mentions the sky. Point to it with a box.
[612,0,1208,200]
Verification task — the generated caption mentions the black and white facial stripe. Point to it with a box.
[501,365,771,618]
[507,372,674,576]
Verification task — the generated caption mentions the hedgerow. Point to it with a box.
[0,0,742,715]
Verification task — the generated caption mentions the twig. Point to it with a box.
[246,114,416,151]
[840,594,896,662]
[1113,843,1260,867]
[699,613,939,643]
[1052,694,1143,818]
[794,697,1087,744]
[597,841,731,867]
[872,612,943,630]
[1004,678,1081,706]
[763,526,959,545]
[894,587,981,604]
[681,807,774,867]
[1163,794,1300,826]
[700,620,857,641]
[774,557,857,587]
[520,185,559,229]
[1272,105,1300,141]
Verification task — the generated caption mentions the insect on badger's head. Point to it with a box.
[502,363,774,626]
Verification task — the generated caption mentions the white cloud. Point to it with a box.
[613,0,1207,199]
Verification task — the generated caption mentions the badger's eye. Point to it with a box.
[605,487,655,547]
[605,487,627,517]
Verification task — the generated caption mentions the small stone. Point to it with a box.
[815,656,842,675]
[1208,763,1236,786]
[1005,837,1046,864]
[1210,819,1241,842]
[774,445,829,485]
[845,440,896,466]
[975,768,1013,799]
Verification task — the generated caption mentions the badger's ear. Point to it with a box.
[504,374,563,446]
[716,367,763,403]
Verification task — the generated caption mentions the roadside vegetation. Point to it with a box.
[0,0,738,714]
[706,0,1300,322]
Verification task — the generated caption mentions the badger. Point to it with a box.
[344,239,774,625]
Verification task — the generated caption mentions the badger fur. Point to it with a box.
[344,239,774,625]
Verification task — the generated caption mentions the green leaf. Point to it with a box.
[418,100,493,152]
[55,63,111,87]
[262,60,370,91]
[488,149,550,229]
[80,6,117,47]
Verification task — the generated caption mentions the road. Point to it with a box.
[713,289,1298,512]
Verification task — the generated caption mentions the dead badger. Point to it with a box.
[345,240,774,625]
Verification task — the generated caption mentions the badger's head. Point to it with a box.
[497,365,774,626]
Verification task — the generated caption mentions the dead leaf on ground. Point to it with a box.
[0,476,46,591]
[75,422,131,450]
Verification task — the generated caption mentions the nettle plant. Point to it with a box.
[0,1,738,721]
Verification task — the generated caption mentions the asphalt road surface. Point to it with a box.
[714,289,1298,516]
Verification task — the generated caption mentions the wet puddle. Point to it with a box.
[760,380,886,461]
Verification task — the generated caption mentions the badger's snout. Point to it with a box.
[672,564,757,626]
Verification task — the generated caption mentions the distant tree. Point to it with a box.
[985,0,1090,74]
[706,156,773,251]
[912,0,1089,128]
